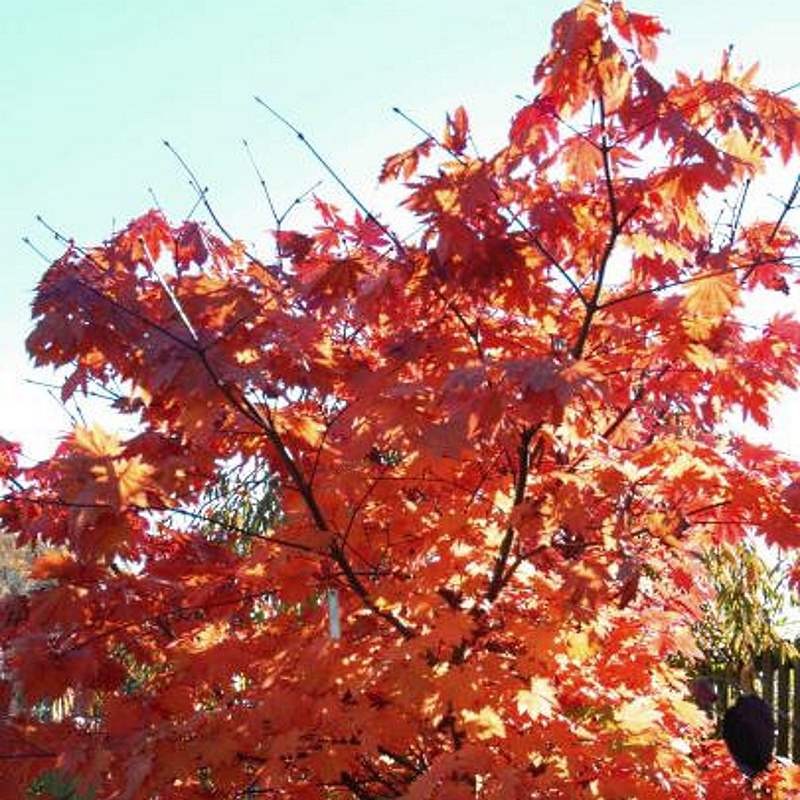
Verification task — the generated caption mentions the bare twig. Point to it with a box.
[21,236,51,263]
[255,98,405,257]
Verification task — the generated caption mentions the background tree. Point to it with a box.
[0,530,34,597]
[694,542,797,690]
[2,1,800,798]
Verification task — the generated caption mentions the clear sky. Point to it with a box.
[1,0,798,461]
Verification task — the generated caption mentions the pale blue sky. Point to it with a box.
[1,0,798,459]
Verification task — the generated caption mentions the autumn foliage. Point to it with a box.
[4,1,800,797]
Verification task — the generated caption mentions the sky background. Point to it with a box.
[1,0,799,463]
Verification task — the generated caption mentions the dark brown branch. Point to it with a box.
[571,96,631,359]
[358,757,404,797]
[164,142,268,267]
[377,747,425,776]
[0,752,56,761]
[330,543,414,640]
[486,425,539,603]
[195,366,406,638]
[741,172,799,283]
[599,255,797,311]
[69,589,271,654]
[242,138,280,224]
[21,236,51,263]
[728,178,751,247]
[31,226,335,555]
[5,492,319,554]
[602,365,670,441]
[340,772,377,800]
[433,287,485,362]
[685,499,731,517]
[37,187,410,647]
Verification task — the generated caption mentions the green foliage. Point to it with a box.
[694,540,797,678]
[28,770,95,800]
[198,458,280,554]
[0,530,36,595]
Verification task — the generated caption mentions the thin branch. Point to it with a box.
[242,138,279,223]
[486,425,539,603]
[434,288,485,362]
[162,140,289,292]
[391,106,465,165]
[602,365,670,441]
[255,98,405,257]
[377,747,425,776]
[330,543,413,641]
[741,172,800,282]
[513,92,602,149]
[21,236,51,263]
[163,140,240,246]
[600,255,796,311]
[0,752,56,761]
[777,79,800,95]
[179,364,413,638]
[147,186,163,213]
[67,588,274,655]
[277,179,324,226]
[571,96,626,359]
[24,377,118,403]
[5,492,320,554]
[728,178,751,247]
[32,223,411,642]
[339,772,376,800]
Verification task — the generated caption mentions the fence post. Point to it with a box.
[763,651,775,714]
[777,657,791,757]
[793,655,800,762]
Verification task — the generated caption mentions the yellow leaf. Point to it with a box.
[517,676,557,720]
[72,425,123,458]
[740,61,760,86]
[682,273,738,320]
[234,347,261,365]
[685,343,718,373]
[615,697,662,736]
[461,706,506,740]
[720,128,764,171]
[598,53,632,114]
[661,240,689,267]
[113,456,155,505]
[627,231,657,259]
[185,621,229,653]
[434,187,460,214]
[577,0,605,20]
[564,629,597,664]
[682,314,716,341]
[293,417,326,447]
[563,136,604,183]
[671,697,709,729]
[274,410,326,448]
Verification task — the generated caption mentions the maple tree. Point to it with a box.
[3,0,800,797]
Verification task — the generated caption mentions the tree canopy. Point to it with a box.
[3,1,800,797]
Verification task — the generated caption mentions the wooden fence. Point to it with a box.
[709,651,800,762]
